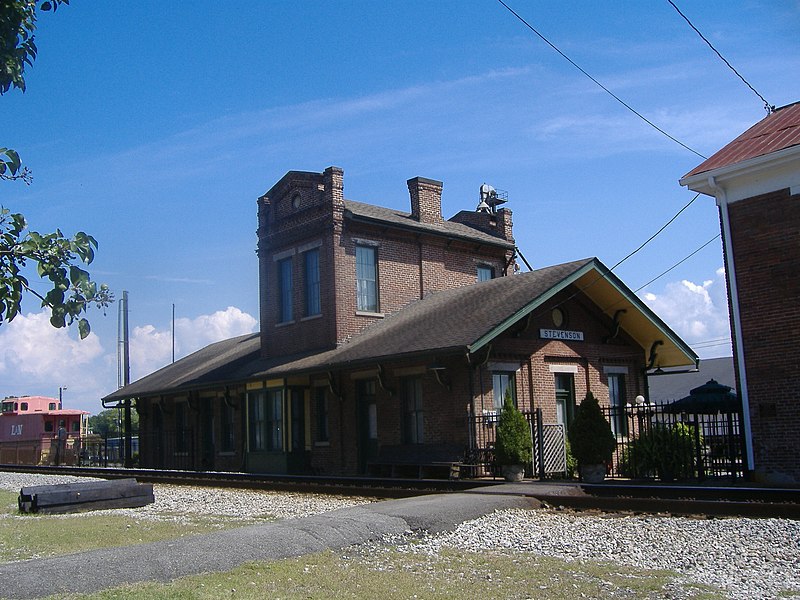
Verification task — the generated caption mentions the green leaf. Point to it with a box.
[78,318,90,339]
[69,265,89,287]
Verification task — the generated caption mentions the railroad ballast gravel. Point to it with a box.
[2,473,798,599]
[375,507,800,600]
[0,472,375,522]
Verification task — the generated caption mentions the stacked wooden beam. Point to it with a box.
[18,478,155,514]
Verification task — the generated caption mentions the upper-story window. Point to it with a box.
[356,245,379,312]
[49,402,57,411]
[278,257,293,323]
[304,249,321,317]
[477,265,495,282]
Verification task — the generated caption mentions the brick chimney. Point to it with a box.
[407,177,443,223]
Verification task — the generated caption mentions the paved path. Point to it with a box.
[1,485,564,599]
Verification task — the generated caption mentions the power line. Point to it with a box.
[692,337,731,349]
[610,194,700,272]
[496,0,707,159]
[526,193,706,320]
[667,0,774,114]
[634,233,721,293]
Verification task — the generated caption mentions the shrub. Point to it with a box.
[568,391,617,466]
[495,392,532,466]
[621,422,700,481]
[564,437,577,479]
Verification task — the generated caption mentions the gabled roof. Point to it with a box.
[103,258,697,402]
[344,200,515,249]
[682,101,800,179]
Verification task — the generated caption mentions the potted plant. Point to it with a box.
[495,392,533,481]
[568,391,617,483]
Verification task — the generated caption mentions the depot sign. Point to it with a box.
[540,329,584,341]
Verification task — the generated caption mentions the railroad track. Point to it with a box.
[0,464,496,498]
[2,464,799,518]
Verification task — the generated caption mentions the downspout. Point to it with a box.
[708,175,754,472]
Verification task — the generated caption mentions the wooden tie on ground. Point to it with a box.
[18,478,155,514]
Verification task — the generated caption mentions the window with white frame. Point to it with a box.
[608,373,628,436]
[356,245,378,312]
[248,390,283,452]
[492,372,516,410]
[477,265,495,282]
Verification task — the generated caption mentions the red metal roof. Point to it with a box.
[683,101,800,179]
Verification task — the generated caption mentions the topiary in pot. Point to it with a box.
[568,391,617,483]
[495,391,533,482]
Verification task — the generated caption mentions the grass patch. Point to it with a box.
[0,489,252,564]
[44,546,725,599]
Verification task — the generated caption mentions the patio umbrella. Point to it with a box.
[666,379,741,414]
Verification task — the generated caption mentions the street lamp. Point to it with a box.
[58,386,67,408]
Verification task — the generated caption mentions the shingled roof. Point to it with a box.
[682,101,800,179]
[103,333,260,403]
[344,199,515,249]
[103,258,697,403]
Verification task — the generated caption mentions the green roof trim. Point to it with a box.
[467,260,597,353]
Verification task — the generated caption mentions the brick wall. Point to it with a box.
[260,167,513,355]
[727,187,800,482]
[407,177,443,223]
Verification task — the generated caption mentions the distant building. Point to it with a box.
[680,101,800,483]
[105,168,697,476]
[648,356,735,404]
[0,395,89,465]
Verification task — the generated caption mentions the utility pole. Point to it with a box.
[118,291,132,467]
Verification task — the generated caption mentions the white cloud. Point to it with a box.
[0,310,108,411]
[641,267,732,358]
[0,306,257,414]
[129,306,257,381]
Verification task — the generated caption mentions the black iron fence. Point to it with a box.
[467,402,745,482]
[601,403,745,481]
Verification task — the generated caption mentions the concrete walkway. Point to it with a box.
[1,485,559,599]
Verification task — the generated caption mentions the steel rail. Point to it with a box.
[2,464,799,518]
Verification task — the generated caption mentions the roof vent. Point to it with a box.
[476,183,507,214]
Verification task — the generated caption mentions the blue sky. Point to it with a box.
[1,1,798,413]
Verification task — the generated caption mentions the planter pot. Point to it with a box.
[579,463,606,483]
[501,464,525,482]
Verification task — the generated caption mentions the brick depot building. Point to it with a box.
[104,167,696,475]
[680,101,800,484]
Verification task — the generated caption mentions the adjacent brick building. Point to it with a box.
[105,167,697,476]
[680,101,800,484]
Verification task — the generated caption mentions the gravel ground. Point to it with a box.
[2,473,798,599]
[0,472,375,523]
[366,508,800,600]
